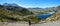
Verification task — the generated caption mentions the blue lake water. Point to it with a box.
[38,14,53,19]
[38,11,56,19]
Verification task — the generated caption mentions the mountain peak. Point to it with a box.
[3,3,19,7]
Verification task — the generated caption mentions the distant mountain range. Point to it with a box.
[0,3,60,22]
[1,3,54,10]
[0,3,33,16]
[3,3,19,7]
[27,7,50,10]
[0,3,60,11]
[0,3,34,22]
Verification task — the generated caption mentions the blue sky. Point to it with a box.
[0,0,60,8]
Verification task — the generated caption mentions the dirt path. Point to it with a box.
[0,20,60,26]
[30,20,60,26]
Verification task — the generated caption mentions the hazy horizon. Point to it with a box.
[0,0,60,8]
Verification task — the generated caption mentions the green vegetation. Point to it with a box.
[0,4,40,23]
[0,4,33,22]
[22,16,41,23]
[0,3,60,23]
[46,10,60,22]
[38,11,51,14]
[28,16,41,23]
[0,4,33,16]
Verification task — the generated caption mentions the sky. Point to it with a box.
[0,0,60,8]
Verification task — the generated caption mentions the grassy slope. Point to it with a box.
[46,10,60,22]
